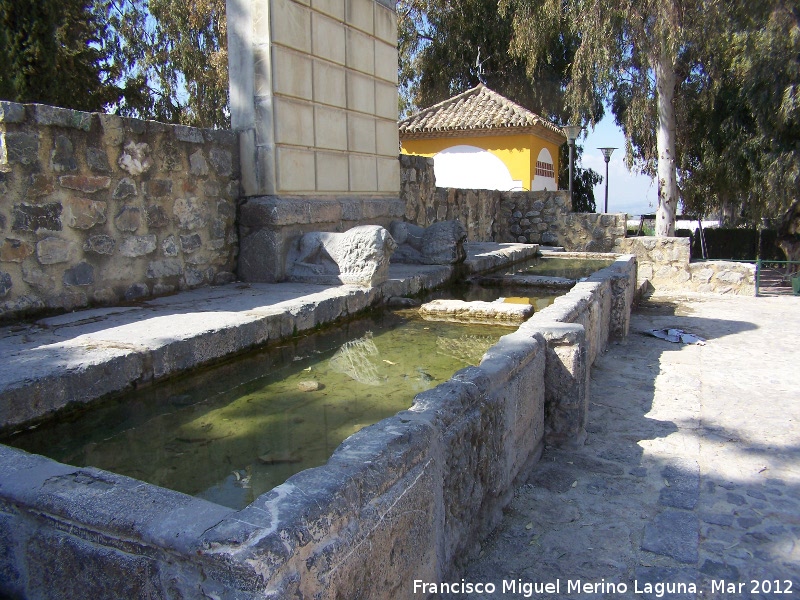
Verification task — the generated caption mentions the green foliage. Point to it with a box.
[0,0,122,111]
[679,2,800,225]
[558,143,601,213]
[107,0,229,127]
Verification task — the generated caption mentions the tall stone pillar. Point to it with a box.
[227,0,403,281]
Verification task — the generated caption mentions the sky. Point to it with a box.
[579,116,658,217]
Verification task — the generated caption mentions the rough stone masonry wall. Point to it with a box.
[0,102,239,320]
[617,237,755,295]
[399,154,625,250]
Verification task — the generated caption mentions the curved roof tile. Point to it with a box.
[399,84,565,138]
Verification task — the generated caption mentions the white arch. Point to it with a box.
[531,147,557,191]
[432,145,520,191]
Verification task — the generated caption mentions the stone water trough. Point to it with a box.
[0,245,637,599]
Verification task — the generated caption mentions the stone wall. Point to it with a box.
[617,237,756,295]
[399,153,626,250]
[0,102,239,320]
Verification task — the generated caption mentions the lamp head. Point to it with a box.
[562,124,583,144]
[599,147,617,161]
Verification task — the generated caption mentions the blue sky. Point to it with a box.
[579,116,658,216]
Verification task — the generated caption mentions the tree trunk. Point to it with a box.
[654,47,678,237]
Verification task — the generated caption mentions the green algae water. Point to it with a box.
[504,256,615,280]
[4,309,514,510]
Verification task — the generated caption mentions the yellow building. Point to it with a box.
[399,84,566,192]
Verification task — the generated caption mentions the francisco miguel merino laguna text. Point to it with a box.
[413,578,703,597]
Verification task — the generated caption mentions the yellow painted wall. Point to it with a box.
[401,133,562,191]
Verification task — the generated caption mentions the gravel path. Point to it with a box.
[443,292,800,599]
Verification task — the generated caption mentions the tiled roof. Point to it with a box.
[399,84,565,139]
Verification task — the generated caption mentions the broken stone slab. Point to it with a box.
[286,225,396,287]
[474,274,578,288]
[389,220,467,265]
[419,299,532,325]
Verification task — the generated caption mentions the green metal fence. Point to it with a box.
[756,260,800,297]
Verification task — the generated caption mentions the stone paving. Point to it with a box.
[442,291,800,600]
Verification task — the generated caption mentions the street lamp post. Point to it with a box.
[561,124,583,208]
[598,147,617,213]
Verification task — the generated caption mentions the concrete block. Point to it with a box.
[346,70,375,114]
[272,46,313,100]
[347,113,376,153]
[312,60,347,108]
[314,105,347,150]
[345,28,374,75]
[349,154,377,191]
[316,151,350,191]
[374,40,398,83]
[375,118,399,157]
[253,44,272,97]
[273,97,315,146]
[312,0,344,21]
[377,156,400,193]
[312,12,345,64]
[374,3,397,45]
[345,0,373,34]
[276,147,316,192]
[375,80,398,119]
[270,0,312,53]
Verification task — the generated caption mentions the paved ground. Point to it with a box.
[445,291,800,599]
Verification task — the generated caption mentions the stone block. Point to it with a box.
[36,236,77,264]
[114,206,141,232]
[173,197,208,230]
[347,113,376,154]
[12,203,62,232]
[313,60,347,108]
[272,47,313,100]
[113,178,137,200]
[374,40,398,83]
[312,12,345,64]
[374,4,396,44]
[64,197,107,230]
[145,205,170,228]
[118,141,153,176]
[59,175,111,194]
[173,124,204,144]
[345,0,373,34]
[119,235,157,257]
[270,0,312,53]
[377,156,400,193]
[345,28,374,75]
[0,238,35,263]
[312,0,344,20]
[375,80,398,119]
[180,233,202,253]
[51,135,77,172]
[375,119,399,157]
[83,235,115,255]
[348,154,377,192]
[146,259,183,279]
[63,262,95,287]
[0,271,11,297]
[189,149,209,176]
[276,147,316,192]
[209,147,234,177]
[274,97,315,146]
[238,228,285,282]
[33,104,92,130]
[346,70,375,114]
[314,105,348,150]
[0,101,25,122]
[4,132,39,165]
[21,263,55,288]
[316,151,350,191]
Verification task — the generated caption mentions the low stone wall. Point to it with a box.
[399,154,625,250]
[0,102,239,320]
[0,251,637,599]
[617,237,755,295]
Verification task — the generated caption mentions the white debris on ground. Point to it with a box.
[647,328,707,345]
